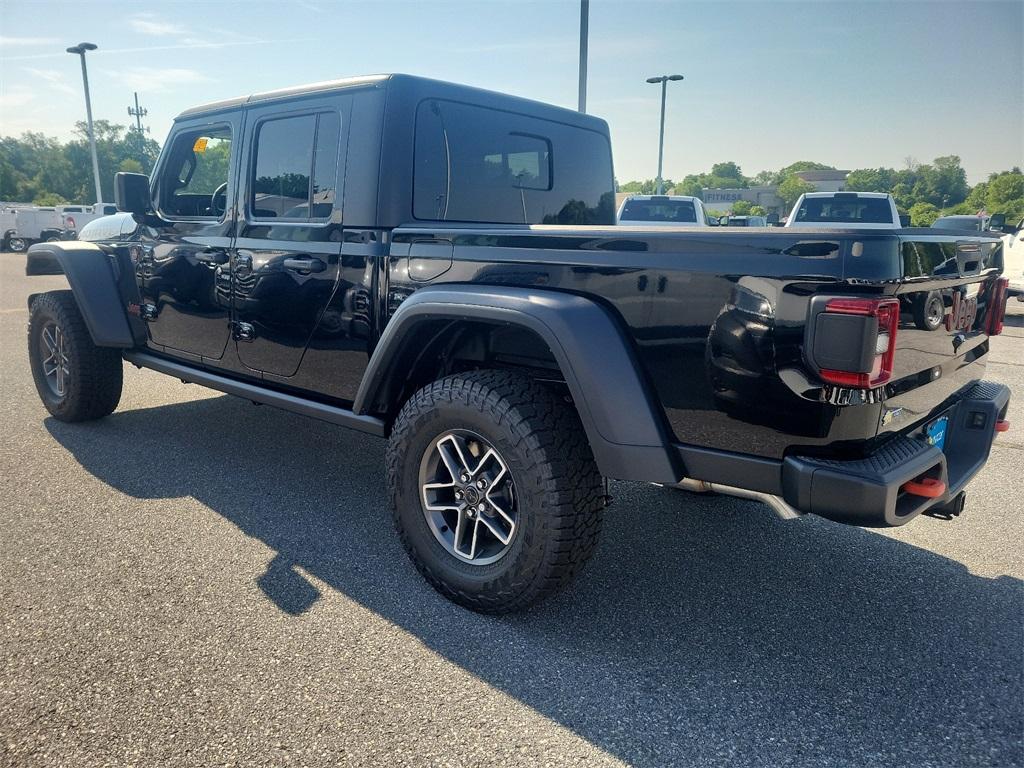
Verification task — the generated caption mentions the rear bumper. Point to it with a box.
[782,381,1010,527]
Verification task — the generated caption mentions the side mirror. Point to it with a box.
[766,213,780,226]
[718,215,729,226]
[899,213,911,227]
[988,213,1006,231]
[115,172,152,215]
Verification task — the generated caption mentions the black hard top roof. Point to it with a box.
[174,73,607,133]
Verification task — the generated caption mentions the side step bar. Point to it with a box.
[122,351,387,437]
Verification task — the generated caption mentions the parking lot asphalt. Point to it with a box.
[0,253,1021,768]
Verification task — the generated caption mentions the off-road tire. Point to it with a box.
[387,370,604,614]
[28,291,123,422]
[8,237,28,253]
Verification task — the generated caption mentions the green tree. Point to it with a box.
[985,170,1024,215]
[618,178,675,195]
[750,205,767,216]
[0,122,162,204]
[32,191,68,206]
[909,201,940,227]
[731,199,753,215]
[777,175,815,209]
[118,158,144,173]
[710,162,746,185]
[771,161,834,185]
[966,182,988,212]
[845,167,897,193]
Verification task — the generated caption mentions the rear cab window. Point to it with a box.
[620,199,697,223]
[413,99,614,225]
[795,196,892,224]
[932,218,983,231]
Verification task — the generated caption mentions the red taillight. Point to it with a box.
[986,277,1009,336]
[818,297,899,389]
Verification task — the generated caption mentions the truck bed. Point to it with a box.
[388,224,1005,461]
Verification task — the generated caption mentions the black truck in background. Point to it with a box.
[26,75,1012,613]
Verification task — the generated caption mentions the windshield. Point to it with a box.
[620,199,697,223]
[795,197,892,224]
[932,217,983,231]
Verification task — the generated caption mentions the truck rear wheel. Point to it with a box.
[913,290,945,331]
[28,291,123,422]
[386,370,604,613]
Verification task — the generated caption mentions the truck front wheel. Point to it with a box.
[386,370,604,613]
[28,291,123,422]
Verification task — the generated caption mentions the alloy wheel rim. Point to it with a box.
[419,429,518,565]
[40,321,70,397]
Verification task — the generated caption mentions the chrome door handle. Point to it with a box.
[195,247,229,265]
[283,256,326,274]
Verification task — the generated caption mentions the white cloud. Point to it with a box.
[0,36,58,47]
[128,14,187,37]
[22,68,77,96]
[0,86,35,109]
[105,66,212,93]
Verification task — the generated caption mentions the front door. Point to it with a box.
[140,116,240,362]
[231,102,346,377]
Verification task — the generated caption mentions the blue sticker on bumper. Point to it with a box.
[926,416,949,451]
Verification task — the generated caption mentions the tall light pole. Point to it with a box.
[66,42,103,204]
[646,74,684,195]
[578,0,589,112]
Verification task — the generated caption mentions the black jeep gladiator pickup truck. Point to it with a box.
[26,74,1012,613]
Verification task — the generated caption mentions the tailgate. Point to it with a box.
[878,234,1005,437]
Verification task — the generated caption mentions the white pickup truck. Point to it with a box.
[616,194,711,228]
[999,217,1024,299]
[785,191,903,229]
[1,203,118,251]
[58,203,118,233]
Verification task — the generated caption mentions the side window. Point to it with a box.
[414,99,613,225]
[158,125,232,219]
[250,112,340,221]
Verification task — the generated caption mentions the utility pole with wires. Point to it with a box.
[127,92,150,164]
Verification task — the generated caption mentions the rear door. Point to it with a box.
[230,98,347,377]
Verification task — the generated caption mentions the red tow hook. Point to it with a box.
[995,420,1010,433]
[902,477,946,498]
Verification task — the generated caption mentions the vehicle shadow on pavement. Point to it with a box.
[46,397,1023,767]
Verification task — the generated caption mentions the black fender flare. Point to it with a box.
[26,242,134,347]
[354,284,681,483]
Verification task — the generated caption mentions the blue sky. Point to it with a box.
[1,0,1021,184]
